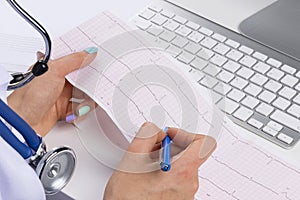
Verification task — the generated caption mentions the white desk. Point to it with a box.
[2,0,300,199]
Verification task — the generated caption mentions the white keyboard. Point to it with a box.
[132,3,300,148]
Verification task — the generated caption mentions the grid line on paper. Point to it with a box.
[52,11,300,200]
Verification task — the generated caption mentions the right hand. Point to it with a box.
[104,122,217,200]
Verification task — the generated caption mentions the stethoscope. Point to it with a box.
[0,0,76,195]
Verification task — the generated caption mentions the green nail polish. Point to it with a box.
[78,106,91,116]
[84,47,98,54]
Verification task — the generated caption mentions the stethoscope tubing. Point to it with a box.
[0,99,41,159]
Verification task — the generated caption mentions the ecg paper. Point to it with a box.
[51,12,300,200]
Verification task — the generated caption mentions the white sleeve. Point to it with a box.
[0,138,46,200]
[0,65,11,102]
[0,65,45,199]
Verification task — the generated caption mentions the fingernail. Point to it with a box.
[163,127,169,133]
[141,122,151,127]
[66,114,77,123]
[84,47,98,54]
[78,106,91,117]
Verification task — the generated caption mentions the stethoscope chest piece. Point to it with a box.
[30,144,76,195]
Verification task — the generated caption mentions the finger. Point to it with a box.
[65,99,96,123]
[177,136,216,167]
[128,122,167,153]
[49,47,98,78]
[167,127,205,148]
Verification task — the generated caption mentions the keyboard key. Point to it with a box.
[148,5,163,13]
[159,30,176,42]
[218,98,239,114]
[241,96,260,109]
[258,90,276,103]
[187,31,205,43]
[267,58,282,68]
[293,94,300,105]
[264,80,282,93]
[226,49,243,61]
[237,67,254,79]
[203,64,221,76]
[267,68,285,81]
[151,14,168,26]
[184,42,201,54]
[175,26,193,37]
[212,33,226,42]
[278,87,297,100]
[272,97,290,110]
[173,15,187,24]
[294,83,300,92]
[197,48,214,60]
[213,83,232,95]
[250,73,268,86]
[186,21,200,30]
[296,71,300,79]
[270,110,300,132]
[146,35,170,49]
[239,55,257,68]
[263,126,278,137]
[177,51,195,64]
[233,106,253,122]
[200,37,218,49]
[213,43,231,55]
[230,77,248,90]
[161,10,175,18]
[189,69,205,82]
[134,17,152,30]
[210,54,228,67]
[239,45,254,55]
[277,133,293,144]
[280,74,298,88]
[248,118,264,129]
[281,64,296,75]
[166,45,182,57]
[225,39,240,48]
[256,103,274,116]
[199,27,213,36]
[223,61,241,73]
[227,89,245,102]
[147,27,164,36]
[163,20,180,31]
[211,91,223,104]
[199,75,218,88]
[253,62,271,74]
[267,121,283,132]
[190,57,208,70]
[217,70,234,83]
[139,9,156,20]
[287,104,300,118]
[244,84,262,97]
[172,36,189,48]
[253,52,268,61]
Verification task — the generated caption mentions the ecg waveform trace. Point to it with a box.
[52,12,300,200]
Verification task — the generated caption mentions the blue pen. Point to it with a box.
[160,127,171,172]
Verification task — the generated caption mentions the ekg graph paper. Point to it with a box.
[52,12,300,200]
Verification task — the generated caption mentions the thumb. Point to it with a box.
[49,47,98,78]
[128,122,166,153]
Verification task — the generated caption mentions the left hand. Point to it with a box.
[7,47,98,136]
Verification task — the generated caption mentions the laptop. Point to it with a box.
[131,0,300,149]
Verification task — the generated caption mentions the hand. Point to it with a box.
[7,47,98,136]
[104,122,216,200]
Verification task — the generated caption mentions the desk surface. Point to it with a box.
[2,0,298,199]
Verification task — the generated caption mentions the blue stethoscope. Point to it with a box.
[0,0,76,195]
